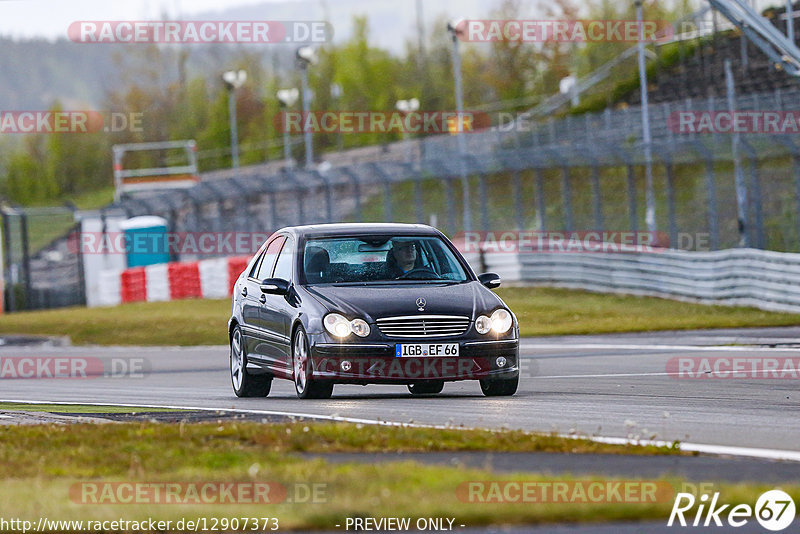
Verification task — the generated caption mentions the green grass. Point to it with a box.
[65,185,115,210]
[0,403,183,414]
[503,287,800,337]
[0,422,795,531]
[0,422,682,468]
[0,288,798,345]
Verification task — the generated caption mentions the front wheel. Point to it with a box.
[479,374,518,397]
[293,327,333,399]
[408,381,444,395]
[230,325,272,397]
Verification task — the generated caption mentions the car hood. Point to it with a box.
[304,281,504,322]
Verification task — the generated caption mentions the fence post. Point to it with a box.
[627,164,638,233]
[1,209,14,312]
[295,185,306,225]
[19,209,31,311]
[311,170,334,222]
[695,139,720,250]
[535,168,546,230]
[740,139,765,249]
[582,146,604,231]
[340,167,363,223]
[512,170,524,231]
[664,158,678,248]
[369,163,394,222]
[725,59,749,247]
[543,148,573,231]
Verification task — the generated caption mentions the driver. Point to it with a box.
[387,238,418,278]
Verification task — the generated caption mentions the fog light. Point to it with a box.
[496,356,507,368]
[340,360,352,372]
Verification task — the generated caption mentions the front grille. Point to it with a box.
[376,315,470,338]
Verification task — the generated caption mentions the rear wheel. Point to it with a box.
[407,381,444,395]
[230,326,272,397]
[479,374,518,397]
[293,327,333,399]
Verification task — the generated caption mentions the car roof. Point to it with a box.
[276,223,443,239]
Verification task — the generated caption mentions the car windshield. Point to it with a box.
[302,235,470,284]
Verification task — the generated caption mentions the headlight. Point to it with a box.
[490,309,513,334]
[324,313,351,337]
[475,315,491,334]
[350,318,370,337]
[324,313,371,338]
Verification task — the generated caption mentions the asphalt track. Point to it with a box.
[1,327,798,454]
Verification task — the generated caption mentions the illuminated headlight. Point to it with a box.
[490,309,513,334]
[341,360,352,372]
[324,313,371,338]
[475,315,491,334]
[496,356,507,368]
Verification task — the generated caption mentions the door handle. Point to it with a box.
[259,294,267,304]
[241,287,247,297]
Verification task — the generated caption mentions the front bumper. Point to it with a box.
[308,337,519,384]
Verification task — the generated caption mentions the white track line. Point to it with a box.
[2,398,799,463]
[521,343,800,352]
[538,371,800,378]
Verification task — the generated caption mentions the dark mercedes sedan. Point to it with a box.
[228,223,519,399]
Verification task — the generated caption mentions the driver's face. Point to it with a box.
[393,242,416,265]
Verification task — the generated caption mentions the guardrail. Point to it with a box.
[467,248,800,314]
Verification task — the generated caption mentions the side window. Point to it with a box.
[248,250,266,279]
[254,236,286,280]
[272,238,294,281]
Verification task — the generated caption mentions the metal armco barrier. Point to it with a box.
[466,248,800,314]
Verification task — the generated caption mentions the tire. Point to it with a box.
[230,325,272,397]
[407,381,444,395]
[479,374,518,397]
[292,327,334,399]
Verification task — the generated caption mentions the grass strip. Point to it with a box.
[0,422,682,477]
[0,422,794,531]
[0,403,184,414]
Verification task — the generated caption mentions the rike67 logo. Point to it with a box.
[668,489,796,531]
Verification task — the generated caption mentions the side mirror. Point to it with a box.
[478,272,501,289]
[260,278,290,295]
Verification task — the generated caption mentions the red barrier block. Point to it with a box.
[120,267,147,303]
[168,262,201,300]
[227,256,250,295]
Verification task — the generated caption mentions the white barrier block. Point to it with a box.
[199,258,230,299]
[145,263,170,302]
[95,269,122,307]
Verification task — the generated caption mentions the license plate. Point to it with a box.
[395,343,459,357]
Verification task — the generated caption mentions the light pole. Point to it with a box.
[296,46,317,169]
[635,0,657,237]
[222,69,247,170]
[277,88,299,168]
[396,98,420,162]
[447,19,472,232]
